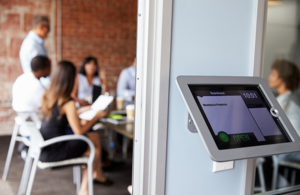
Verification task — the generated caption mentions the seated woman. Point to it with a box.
[72,56,108,107]
[269,59,300,161]
[40,61,112,195]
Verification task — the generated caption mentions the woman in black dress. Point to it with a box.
[40,61,111,195]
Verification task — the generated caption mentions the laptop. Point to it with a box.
[92,85,102,103]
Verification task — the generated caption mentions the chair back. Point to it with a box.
[16,112,41,137]
[15,113,44,151]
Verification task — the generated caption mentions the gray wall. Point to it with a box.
[262,0,299,82]
[165,0,261,194]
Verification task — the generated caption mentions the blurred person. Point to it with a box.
[71,56,108,107]
[268,60,300,188]
[269,59,300,134]
[40,61,113,195]
[117,57,136,107]
[19,15,51,88]
[12,56,51,159]
[12,56,51,113]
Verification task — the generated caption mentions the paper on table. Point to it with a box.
[79,95,114,121]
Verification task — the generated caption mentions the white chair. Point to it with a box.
[16,116,95,195]
[2,112,40,181]
[272,155,300,190]
[254,157,266,193]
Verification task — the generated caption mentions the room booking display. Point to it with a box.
[189,85,291,150]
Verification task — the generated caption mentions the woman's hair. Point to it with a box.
[41,61,77,119]
[272,59,300,92]
[79,56,99,77]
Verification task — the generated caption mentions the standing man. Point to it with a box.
[117,57,136,105]
[19,15,50,88]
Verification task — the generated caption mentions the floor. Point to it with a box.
[0,136,132,195]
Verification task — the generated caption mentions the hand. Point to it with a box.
[77,99,89,107]
[99,70,107,80]
[77,105,91,115]
[96,110,107,118]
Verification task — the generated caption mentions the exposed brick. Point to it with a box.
[7,64,23,82]
[23,13,35,32]
[0,38,7,57]
[0,0,30,7]
[10,38,23,58]
[1,13,20,30]
[0,64,6,82]
[0,83,13,99]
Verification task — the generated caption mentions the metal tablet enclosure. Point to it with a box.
[176,76,300,162]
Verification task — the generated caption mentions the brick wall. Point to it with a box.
[61,0,137,93]
[0,0,57,135]
[0,0,137,135]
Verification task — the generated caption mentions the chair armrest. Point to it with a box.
[39,135,95,163]
[39,135,93,149]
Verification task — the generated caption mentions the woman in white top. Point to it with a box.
[72,56,108,107]
[269,59,300,161]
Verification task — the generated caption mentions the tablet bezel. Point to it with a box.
[176,76,300,162]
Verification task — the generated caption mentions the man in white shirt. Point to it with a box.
[12,56,51,112]
[19,15,50,88]
[117,57,136,104]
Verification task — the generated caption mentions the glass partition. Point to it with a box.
[254,0,300,194]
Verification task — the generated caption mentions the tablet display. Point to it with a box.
[189,85,291,150]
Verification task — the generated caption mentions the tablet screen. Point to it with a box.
[189,85,291,150]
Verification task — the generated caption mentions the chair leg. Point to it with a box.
[272,156,279,190]
[25,153,40,195]
[2,123,19,181]
[258,163,266,192]
[87,162,93,195]
[18,155,33,195]
[292,170,297,186]
[73,166,77,184]
[284,167,289,181]
[75,166,81,194]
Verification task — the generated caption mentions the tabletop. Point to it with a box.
[101,121,134,139]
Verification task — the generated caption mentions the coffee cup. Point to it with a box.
[116,97,125,110]
[126,104,135,120]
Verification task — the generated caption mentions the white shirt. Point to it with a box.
[19,31,50,88]
[77,73,101,100]
[12,72,45,112]
[117,66,136,101]
[277,91,300,135]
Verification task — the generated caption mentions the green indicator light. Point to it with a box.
[218,132,229,143]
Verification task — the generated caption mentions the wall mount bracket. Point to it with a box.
[187,113,197,133]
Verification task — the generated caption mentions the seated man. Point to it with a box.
[12,56,51,113]
[116,57,136,107]
[12,55,50,159]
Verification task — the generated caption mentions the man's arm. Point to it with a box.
[19,44,39,73]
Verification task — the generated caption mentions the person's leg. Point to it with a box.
[79,132,113,194]
[86,132,106,181]
[79,134,106,195]
[79,168,88,195]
